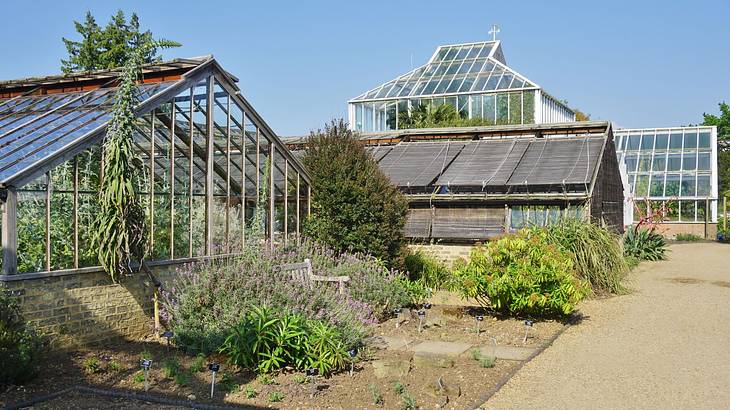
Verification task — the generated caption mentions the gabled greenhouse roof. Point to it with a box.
[0,56,309,188]
[350,40,539,103]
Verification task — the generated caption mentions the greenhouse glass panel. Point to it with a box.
[637,154,652,172]
[649,176,665,196]
[469,95,482,118]
[667,153,682,171]
[654,133,669,150]
[483,94,496,124]
[626,134,640,150]
[669,132,683,149]
[682,152,697,171]
[652,153,666,172]
[698,131,711,148]
[680,174,696,196]
[683,131,697,149]
[666,201,679,221]
[697,152,711,170]
[16,176,47,273]
[640,134,654,150]
[665,174,680,196]
[523,91,535,123]
[508,93,521,125]
[697,176,711,196]
[634,175,649,197]
[680,201,696,222]
[625,153,638,173]
[697,201,708,221]
[496,94,508,124]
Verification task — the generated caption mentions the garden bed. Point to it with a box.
[1,306,566,409]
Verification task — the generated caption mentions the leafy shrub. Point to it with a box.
[162,240,411,355]
[403,249,453,290]
[174,371,191,387]
[108,360,122,372]
[675,233,701,242]
[0,293,43,384]
[453,230,587,316]
[220,306,349,376]
[83,357,103,374]
[268,391,284,403]
[717,216,728,241]
[369,383,384,405]
[302,119,408,265]
[624,228,667,261]
[531,219,628,295]
[162,358,180,378]
[244,386,257,398]
[190,354,206,373]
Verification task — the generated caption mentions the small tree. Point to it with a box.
[303,120,408,264]
[61,10,180,73]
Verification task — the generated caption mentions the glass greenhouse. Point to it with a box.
[349,40,575,133]
[0,57,311,276]
[614,126,718,223]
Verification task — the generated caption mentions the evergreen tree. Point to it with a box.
[303,120,408,264]
[702,102,730,196]
[61,10,180,73]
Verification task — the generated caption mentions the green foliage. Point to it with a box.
[369,383,384,405]
[398,102,493,129]
[162,357,180,378]
[303,119,408,265]
[268,391,284,403]
[675,233,702,242]
[401,393,417,410]
[292,374,307,384]
[394,275,430,305]
[718,216,729,240]
[530,219,628,295]
[624,228,667,261]
[83,357,103,374]
[701,102,729,196]
[161,240,411,355]
[244,386,258,399]
[393,381,405,395]
[190,354,206,373]
[139,349,153,361]
[174,371,191,387]
[256,374,277,385]
[108,360,123,372]
[0,294,43,384]
[453,230,588,316]
[220,306,349,376]
[132,371,145,384]
[403,250,453,290]
[61,10,180,73]
[90,47,148,281]
[470,348,496,368]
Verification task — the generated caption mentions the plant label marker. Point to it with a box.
[208,363,220,398]
[394,307,402,328]
[417,309,426,333]
[475,315,484,336]
[162,330,173,348]
[490,337,498,359]
[348,349,357,377]
[140,359,152,392]
[423,303,432,310]
[523,320,534,344]
[306,368,319,398]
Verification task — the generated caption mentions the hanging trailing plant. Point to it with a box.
[91,42,173,282]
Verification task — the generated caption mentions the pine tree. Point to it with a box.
[61,10,180,73]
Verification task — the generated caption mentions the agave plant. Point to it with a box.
[624,228,667,261]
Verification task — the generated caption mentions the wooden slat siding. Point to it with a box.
[590,132,624,233]
[431,208,505,240]
[436,139,529,187]
[404,208,432,238]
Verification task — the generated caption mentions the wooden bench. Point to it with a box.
[276,258,350,295]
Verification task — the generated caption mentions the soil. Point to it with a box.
[1,305,565,410]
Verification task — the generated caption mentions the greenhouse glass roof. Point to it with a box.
[350,41,537,102]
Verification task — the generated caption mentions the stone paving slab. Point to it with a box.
[475,345,538,361]
[412,340,472,357]
[366,335,414,351]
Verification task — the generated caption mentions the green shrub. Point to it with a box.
[83,357,103,374]
[717,216,728,240]
[268,391,284,403]
[162,358,180,378]
[369,383,384,405]
[108,360,122,372]
[453,230,587,316]
[675,233,701,242]
[393,381,405,395]
[220,306,349,376]
[244,386,257,399]
[132,371,145,384]
[624,228,667,261]
[190,354,206,373]
[0,293,43,384]
[302,119,408,265]
[403,250,452,290]
[530,219,628,294]
[174,371,191,387]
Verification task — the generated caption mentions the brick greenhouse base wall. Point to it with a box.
[653,223,717,239]
[408,243,476,267]
[1,266,176,347]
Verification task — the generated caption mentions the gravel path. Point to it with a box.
[484,242,730,410]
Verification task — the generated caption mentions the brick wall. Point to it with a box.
[1,266,175,347]
[408,243,475,267]
[654,223,718,240]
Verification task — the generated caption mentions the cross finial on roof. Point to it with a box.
[489,24,500,41]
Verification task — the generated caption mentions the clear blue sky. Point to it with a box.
[1,0,728,136]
